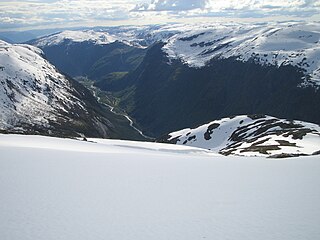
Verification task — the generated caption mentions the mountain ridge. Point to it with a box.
[24,23,320,138]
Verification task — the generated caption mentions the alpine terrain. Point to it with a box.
[91,22,320,137]
[1,0,320,239]
[27,26,176,81]
[0,40,145,139]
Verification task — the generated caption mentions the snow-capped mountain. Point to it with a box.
[93,22,320,137]
[33,30,117,47]
[0,40,144,138]
[24,22,320,138]
[162,22,320,87]
[29,25,181,48]
[28,29,149,79]
[159,115,320,157]
[29,22,320,86]
[0,40,81,131]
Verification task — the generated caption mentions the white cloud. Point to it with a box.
[0,0,319,31]
[0,0,137,30]
[202,0,320,18]
[134,0,208,11]
[133,0,320,20]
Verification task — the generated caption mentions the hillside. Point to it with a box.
[28,29,154,80]
[0,40,145,139]
[158,115,320,157]
[163,22,320,87]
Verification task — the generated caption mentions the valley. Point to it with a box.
[0,40,146,140]
[25,22,320,139]
[77,77,154,140]
[1,21,320,153]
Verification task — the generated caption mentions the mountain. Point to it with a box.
[27,25,185,80]
[0,27,102,44]
[28,30,147,81]
[158,114,320,157]
[0,35,14,43]
[30,25,182,48]
[96,22,320,137]
[0,40,145,139]
[163,22,320,87]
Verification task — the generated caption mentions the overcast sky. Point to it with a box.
[1,0,319,31]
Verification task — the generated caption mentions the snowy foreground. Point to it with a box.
[1,134,320,240]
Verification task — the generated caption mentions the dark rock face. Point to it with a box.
[156,134,181,144]
[204,123,220,140]
[101,43,320,137]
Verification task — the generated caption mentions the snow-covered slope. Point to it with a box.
[0,40,141,138]
[33,30,117,47]
[162,22,320,87]
[0,134,320,240]
[159,115,320,157]
[0,40,85,132]
[30,25,182,48]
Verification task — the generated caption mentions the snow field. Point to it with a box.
[0,134,320,240]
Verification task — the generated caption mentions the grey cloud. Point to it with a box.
[301,0,319,7]
[260,5,282,9]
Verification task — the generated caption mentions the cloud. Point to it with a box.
[0,0,319,31]
[0,0,136,30]
[133,0,320,20]
[133,0,208,11]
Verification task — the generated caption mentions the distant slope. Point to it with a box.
[0,35,13,43]
[28,30,147,80]
[158,115,320,157]
[101,42,320,137]
[163,22,320,87]
[0,40,146,139]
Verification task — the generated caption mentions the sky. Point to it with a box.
[0,0,320,31]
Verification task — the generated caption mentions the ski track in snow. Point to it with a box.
[0,134,320,240]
